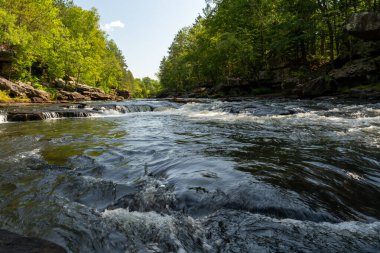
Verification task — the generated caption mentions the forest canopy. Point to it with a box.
[0,0,133,92]
[159,0,380,94]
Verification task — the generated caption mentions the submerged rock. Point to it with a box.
[3,103,158,122]
[6,111,93,122]
[6,112,45,121]
[0,229,66,253]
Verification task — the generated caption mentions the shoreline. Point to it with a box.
[1,91,379,108]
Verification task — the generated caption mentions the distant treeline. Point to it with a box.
[159,0,379,93]
[0,0,134,92]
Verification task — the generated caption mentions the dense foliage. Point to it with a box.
[133,77,161,98]
[0,0,133,92]
[159,0,379,93]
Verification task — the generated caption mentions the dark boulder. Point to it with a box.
[0,229,66,253]
[115,89,130,99]
[345,12,380,41]
[6,110,93,122]
[7,112,44,122]
[329,56,380,86]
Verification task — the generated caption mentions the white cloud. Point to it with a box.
[102,20,125,32]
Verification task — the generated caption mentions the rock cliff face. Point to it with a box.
[345,12,380,41]
[0,76,128,103]
[0,76,50,102]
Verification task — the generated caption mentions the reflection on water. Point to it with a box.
[0,119,128,166]
[0,99,379,252]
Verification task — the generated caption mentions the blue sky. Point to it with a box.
[73,0,206,79]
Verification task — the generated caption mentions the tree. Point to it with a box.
[159,0,373,94]
[0,0,133,93]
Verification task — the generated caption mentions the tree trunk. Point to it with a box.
[300,39,307,64]
[320,31,326,57]
[76,67,81,88]
[327,20,335,64]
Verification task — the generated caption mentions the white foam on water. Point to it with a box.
[100,109,124,115]
[102,208,210,252]
[321,220,380,234]
[42,112,60,119]
[11,148,42,162]
[257,212,380,234]
[0,113,6,123]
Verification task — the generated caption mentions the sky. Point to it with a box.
[73,0,206,79]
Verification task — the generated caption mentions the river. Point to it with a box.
[0,98,379,252]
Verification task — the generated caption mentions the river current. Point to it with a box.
[0,99,379,252]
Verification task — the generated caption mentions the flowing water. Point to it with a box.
[0,99,379,252]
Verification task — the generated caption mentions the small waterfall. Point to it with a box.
[0,112,6,123]
[91,105,154,114]
[60,111,94,118]
[42,112,60,119]
[123,105,154,113]
[76,112,93,118]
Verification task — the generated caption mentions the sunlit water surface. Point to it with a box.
[0,99,379,252]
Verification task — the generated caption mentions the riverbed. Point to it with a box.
[0,99,379,252]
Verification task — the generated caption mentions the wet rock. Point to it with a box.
[6,112,44,122]
[279,110,296,116]
[345,12,380,41]
[108,176,176,213]
[0,76,50,102]
[0,229,66,253]
[6,110,93,122]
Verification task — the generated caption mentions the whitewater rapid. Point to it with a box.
[0,99,379,252]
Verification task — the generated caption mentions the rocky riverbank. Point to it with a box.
[0,76,130,104]
[169,12,380,100]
